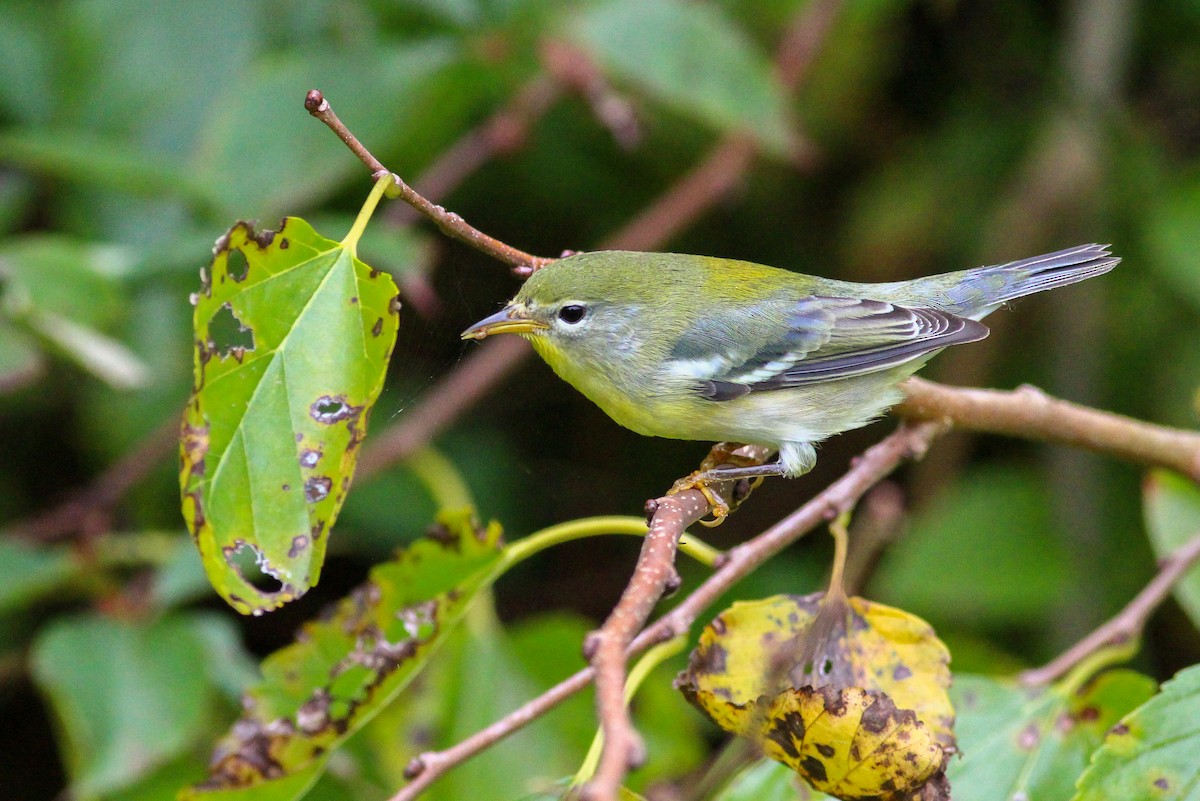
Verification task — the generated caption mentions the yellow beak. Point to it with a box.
[460,306,549,340]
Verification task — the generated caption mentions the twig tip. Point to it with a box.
[304,89,327,114]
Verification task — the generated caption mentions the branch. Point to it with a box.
[304,89,554,275]
[897,377,1200,481]
[582,491,709,800]
[391,421,942,801]
[1019,531,1200,687]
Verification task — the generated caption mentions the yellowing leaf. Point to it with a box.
[179,216,400,615]
[758,686,947,801]
[678,593,954,801]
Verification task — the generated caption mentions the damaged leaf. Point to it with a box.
[179,214,400,614]
[678,594,954,801]
[1074,665,1200,801]
[184,510,504,800]
[949,670,1156,800]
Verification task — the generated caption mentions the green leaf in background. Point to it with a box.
[31,613,234,799]
[0,537,75,613]
[0,234,150,388]
[714,759,835,801]
[184,510,506,801]
[194,41,462,218]
[180,213,400,614]
[1074,664,1200,800]
[948,671,1156,801]
[1143,470,1200,629]
[1144,177,1200,312]
[563,0,794,157]
[0,319,43,393]
[872,466,1066,627]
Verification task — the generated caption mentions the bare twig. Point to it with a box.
[582,491,709,800]
[391,422,942,801]
[304,89,554,275]
[897,377,1200,482]
[1019,531,1200,687]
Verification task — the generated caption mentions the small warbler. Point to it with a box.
[463,245,1118,486]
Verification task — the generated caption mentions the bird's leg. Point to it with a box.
[668,443,779,526]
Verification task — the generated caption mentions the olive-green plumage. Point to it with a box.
[463,245,1118,479]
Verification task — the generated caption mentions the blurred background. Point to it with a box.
[2,0,1199,799]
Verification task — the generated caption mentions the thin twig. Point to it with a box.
[582,491,709,800]
[304,89,554,275]
[1019,531,1200,687]
[391,422,942,801]
[897,377,1200,482]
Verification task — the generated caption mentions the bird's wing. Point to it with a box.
[667,296,988,401]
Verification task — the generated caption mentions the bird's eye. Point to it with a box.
[558,304,587,324]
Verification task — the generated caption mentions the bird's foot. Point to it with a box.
[667,443,769,527]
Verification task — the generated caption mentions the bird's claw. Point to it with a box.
[667,471,731,526]
[666,443,771,526]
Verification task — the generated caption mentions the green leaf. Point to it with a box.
[714,759,835,801]
[31,613,224,798]
[180,216,400,614]
[1143,470,1200,628]
[949,671,1157,801]
[193,41,462,218]
[1144,177,1200,311]
[1074,664,1200,800]
[0,234,149,387]
[872,466,1067,626]
[0,320,43,392]
[0,538,75,613]
[23,306,151,389]
[564,0,794,156]
[184,510,506,800]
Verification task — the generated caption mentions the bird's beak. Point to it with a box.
[460,305,548,340]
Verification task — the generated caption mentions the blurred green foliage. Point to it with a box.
[2,0,1200,799]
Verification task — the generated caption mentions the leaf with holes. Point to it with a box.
[1073,665,1200,801]
[677,593,954,800]
[180,212,400,615]
[183,510,505,801]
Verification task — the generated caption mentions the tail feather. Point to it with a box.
[908,243,1120,318]
[986,243,1119,303]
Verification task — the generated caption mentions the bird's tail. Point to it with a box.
[910,243,1120,318]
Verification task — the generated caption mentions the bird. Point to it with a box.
[462,244,1118,513]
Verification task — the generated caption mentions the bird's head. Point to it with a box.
[461,252,681,375]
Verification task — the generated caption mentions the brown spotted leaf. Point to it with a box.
[677,593,954,801]
[758,686,948,800]
[1073,665,1200,801]
[183,509,505,800]
[949,670,1156,800]
[179,216,400,615]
